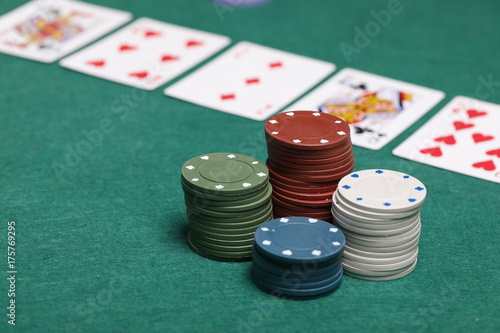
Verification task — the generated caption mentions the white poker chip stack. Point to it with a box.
[331,169,426,281]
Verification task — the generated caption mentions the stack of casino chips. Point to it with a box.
[181,153,273,262]
[264,111,355,222]
[251,217,345,299]
[331,169,426,280]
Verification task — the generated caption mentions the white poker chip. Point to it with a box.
[343,227,421,251]
[344,242,419,260]
[342,258,417,277]
[343,246,418,265]
[333,192,421,220]
[343,259,418,281]
[343,249,419,271]
[332,206,420,231]
[340,220,421,242]
[333,212,420,237]
[332,210,420,233]
[346,235,420,254]
[337,169,426,213]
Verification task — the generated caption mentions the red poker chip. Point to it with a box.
[270,177,338,194]
[268,156,354,177]
[272,182,335,200]
[272,203,333,219]
[272,190,332,208]
[273,210,333,221]
[268,155,354,176]
[273,160,355,182]
[265,111,351,150]
[267,162,340,187]
[268,144,352,160]
[273,213,333,223]
[272,194,333,213]
[266,134,351,154]
[268,144,354,166]
[266,138,352,159]
[268,151,354,170]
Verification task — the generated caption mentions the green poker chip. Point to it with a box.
[181,153,269,195]
[185,195,272,214]
[187,234,251,262]
[181,178,269,202]
[186,201,273,223]
[189,229,255,247]
[193,236,254,253]
[188,221,256,240]
[188,214,272,234]
[184,183,272,209]
[187,210,273,231]
[186,200,273,219]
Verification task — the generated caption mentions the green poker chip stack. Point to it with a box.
[181,153,274,261]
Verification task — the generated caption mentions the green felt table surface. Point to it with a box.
[1,0,499,332]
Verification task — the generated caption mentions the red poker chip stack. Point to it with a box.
[264,111,355,222]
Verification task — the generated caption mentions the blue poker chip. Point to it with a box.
[252,264,342,290]
[251,248,342,281]
[251,267,343,299]
[253,217,346,265]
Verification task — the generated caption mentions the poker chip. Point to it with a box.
[251,249,342,281]
[265,111,350,150]
[187,199,272,218]
[181,153,273,261]
[270,177,338,194]
[269,160,354,182]
[337,169,426,213]
[265,111,355,219]
[271,194,330,214]
[187,234,251,262]
[267,163,339,188]
[182,153,269,195]
[251,217,345,299]
[332,169,426,280]
[334,193,422,220]
[252,263,342,288]
[341,259,410,277]
[270,153,353,170]
[251,268,343,298]
[268,157,355,178]
[272,183,335,200]
[342,259,418,280]
[271,205,333,222]
[266,140,352,160]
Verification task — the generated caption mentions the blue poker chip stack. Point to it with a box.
[251,217,345,299]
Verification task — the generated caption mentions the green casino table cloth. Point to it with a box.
[1,0,499,332]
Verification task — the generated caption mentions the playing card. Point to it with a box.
[393,96,500,183]
[164,41,335,120]
[288,68,445,150]
[0,0,132,63]
[59,17,231,90]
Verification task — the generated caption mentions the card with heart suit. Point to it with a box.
[393,96,500,183]
[164,41,336,120]
[0,0,132,63]
[60,17,231,90]
[288,68,445,150]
